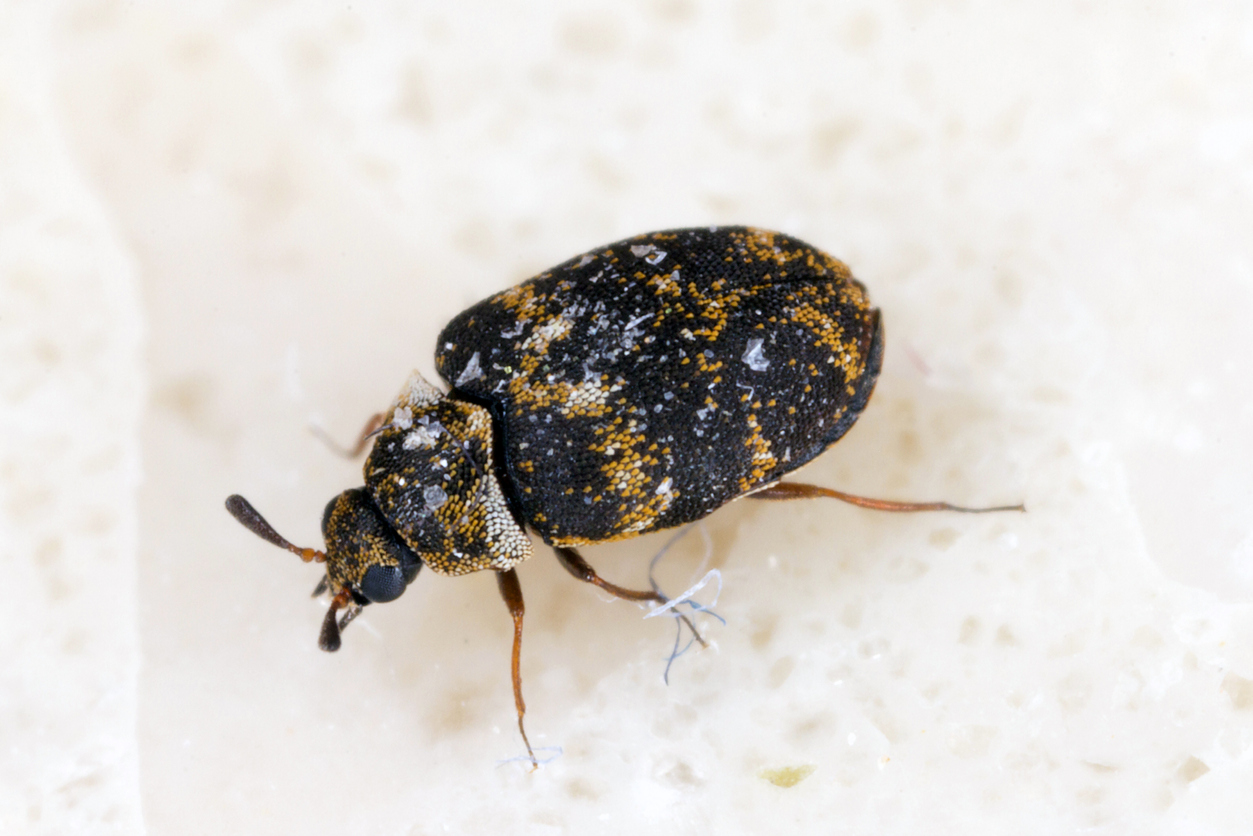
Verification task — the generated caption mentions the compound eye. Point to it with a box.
[360,564,407,603]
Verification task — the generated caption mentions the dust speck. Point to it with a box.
[768,656,795,688]
[559,14,623,56]
[929,527,958,550]
[1222,672,1253,710]
[1175,756,1209,784]
[957,616,980,644]
[841,11,879,50]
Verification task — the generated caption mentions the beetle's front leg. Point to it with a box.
[496,568,538,769]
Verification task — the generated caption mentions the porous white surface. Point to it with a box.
[4,2,1252,833]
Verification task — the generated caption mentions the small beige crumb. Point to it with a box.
[1176,756,1210,784]
[758,764,816,788]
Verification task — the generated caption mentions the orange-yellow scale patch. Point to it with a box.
[738,413,778,492]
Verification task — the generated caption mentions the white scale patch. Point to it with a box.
[423,484,447,511]
[520,316,573,355]
[629,243,667,265]
[455,352,484,387]
[742,337,770,371]
[563,379,611,412]
[403,426,440,449]
[396,370,446,409]
[500,319,528,339]
[623,312,653,331]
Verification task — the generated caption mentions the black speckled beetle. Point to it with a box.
[226,226,1022,766]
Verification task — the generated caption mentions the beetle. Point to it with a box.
[226,226,1022,766]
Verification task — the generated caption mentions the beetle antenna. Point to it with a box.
[309,412,387,459]
[225,494,326,564]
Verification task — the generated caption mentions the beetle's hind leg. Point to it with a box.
[553,547,708,648]
[310,411,386,459]
[750,481,1025,513]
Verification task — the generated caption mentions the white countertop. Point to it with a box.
[4,2,1252,833]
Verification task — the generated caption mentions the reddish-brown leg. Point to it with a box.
[496,568,538,769]
[318,588,355,652]
[310,411,386,459]
[554,547,708,648]
[750,481,1025,513]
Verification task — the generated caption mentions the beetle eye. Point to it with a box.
[360,564,407,603]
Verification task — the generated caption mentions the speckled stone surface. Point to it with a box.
[4,2,1253,833]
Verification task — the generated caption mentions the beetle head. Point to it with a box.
[225,489,422,652]
[321,487,423,604]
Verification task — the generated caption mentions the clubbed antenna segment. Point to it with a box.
[225,494,327,563]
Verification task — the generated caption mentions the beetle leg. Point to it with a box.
[309,411,386,459]
[496,568,538,769]
[554,547,708,648]
[750,481,1025,513]
[318,588,354,652]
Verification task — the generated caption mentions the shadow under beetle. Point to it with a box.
[226,226,1022,767]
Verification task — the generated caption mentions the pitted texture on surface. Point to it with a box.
[437,227,883,546]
